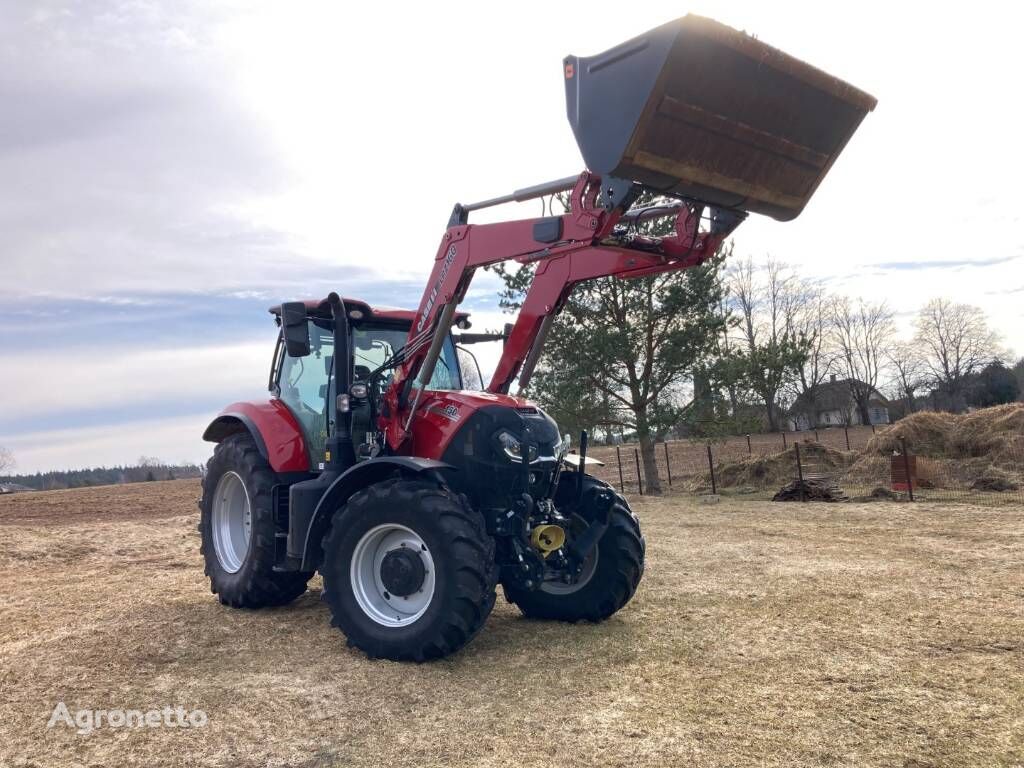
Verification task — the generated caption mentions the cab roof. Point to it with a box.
[268,297,469,325]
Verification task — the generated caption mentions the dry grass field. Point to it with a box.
[1,479,1022,767]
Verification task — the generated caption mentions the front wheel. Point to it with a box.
[504,476,645,622]
[320,478,497,662]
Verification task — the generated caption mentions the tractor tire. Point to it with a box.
[199,433,312,607]
[320,477,497,662]
[504,475,645,622]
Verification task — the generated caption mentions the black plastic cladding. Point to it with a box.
[439,404,561,512]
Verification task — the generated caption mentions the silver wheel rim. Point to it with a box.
[541,547,599,595]
[212,471,252,574]
[350,524,436,627]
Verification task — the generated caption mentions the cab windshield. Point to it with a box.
[275,320,463,465]
[352,323,461,390]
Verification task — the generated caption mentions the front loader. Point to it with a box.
[199,15,875,661]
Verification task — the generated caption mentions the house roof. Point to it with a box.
[789,377,889,414]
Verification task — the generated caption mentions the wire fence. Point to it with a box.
[582,425,1024,505]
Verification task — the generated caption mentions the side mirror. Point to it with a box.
[281,302,311,358]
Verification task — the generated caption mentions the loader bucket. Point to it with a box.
[564,15,877,221]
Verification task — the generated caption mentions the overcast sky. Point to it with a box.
[2,1,1022,473]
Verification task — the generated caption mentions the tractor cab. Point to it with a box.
[268,297,471,468]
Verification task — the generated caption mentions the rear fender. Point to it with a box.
[299,456,452,571]
[202,400,310,473]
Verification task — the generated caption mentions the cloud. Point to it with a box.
[868,255,1020,270]
[985,285,1024,296]
[4,414,213,474]
[0,1,301,299]
[0,340,270,430]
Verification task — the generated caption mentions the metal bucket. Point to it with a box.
[564,15,877,221]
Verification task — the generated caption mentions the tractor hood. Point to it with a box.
[564,14,877,221]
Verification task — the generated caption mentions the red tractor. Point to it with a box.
[199,16,875,660]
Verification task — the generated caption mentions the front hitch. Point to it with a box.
[566,486,615,565]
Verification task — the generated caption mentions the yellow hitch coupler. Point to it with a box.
[530,524,566,558]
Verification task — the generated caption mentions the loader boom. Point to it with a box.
[381,171,743,451]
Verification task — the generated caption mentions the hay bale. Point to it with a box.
[843,454,889,486]
[866,404,1024,462]
[713,441,854,490]
[861,404,1024,490]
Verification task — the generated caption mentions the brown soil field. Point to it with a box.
[1,479,1022,767]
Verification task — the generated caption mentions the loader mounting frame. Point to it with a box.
[382,171,745,450]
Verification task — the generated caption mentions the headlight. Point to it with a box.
[496,430,537,463]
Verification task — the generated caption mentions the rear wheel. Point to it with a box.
[504,476,645,622]
[199,434,312,607]
[320,477,497,661]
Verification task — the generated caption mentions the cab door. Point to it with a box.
[276,319,334,467]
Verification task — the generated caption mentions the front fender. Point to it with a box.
[299,456,452,571]
[202,400,309,473]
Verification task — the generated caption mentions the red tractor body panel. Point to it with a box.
[404,390,532,460]
[207,400,310,473]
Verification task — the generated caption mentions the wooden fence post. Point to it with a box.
[901,437,915,502]
[633,448,644,496]
[706,443,717,495]
[615,445,624,489]
[795,442,805,502]
[663,442,672,487]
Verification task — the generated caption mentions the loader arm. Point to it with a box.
[381,171,742,450]
[487,190,738,395]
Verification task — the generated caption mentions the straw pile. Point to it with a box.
[865,403,1024,465]
[702,441,854,492]
[862,403,1024,491]
[710,404,1023,495]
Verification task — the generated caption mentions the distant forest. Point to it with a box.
[1,458,203,491]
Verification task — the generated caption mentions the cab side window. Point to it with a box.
[278,321,334,463]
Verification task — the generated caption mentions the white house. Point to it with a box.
[787,375,890,431]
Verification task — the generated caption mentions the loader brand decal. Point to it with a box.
[417,244,457,333]
[427,402,461,422]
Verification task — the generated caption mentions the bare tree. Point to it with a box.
[914,298,1000,410]
[831,297,895,425]
[887,342,926,413]
[788,282,836,425]
[726,256,809,431]
[0,447,15,474]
